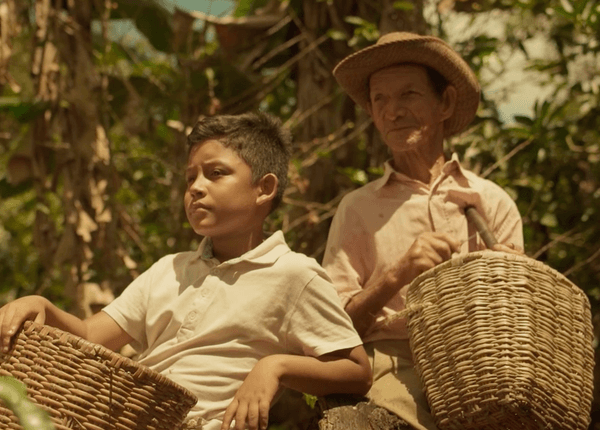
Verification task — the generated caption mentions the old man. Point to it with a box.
[322,32,524,429]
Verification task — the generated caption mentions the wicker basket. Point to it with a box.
[0,321,198,430]
[405,251,595,430]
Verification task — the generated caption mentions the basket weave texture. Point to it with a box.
[0,321,198,430]
[405,251,594,430]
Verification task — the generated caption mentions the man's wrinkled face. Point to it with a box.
[367,64,449,156]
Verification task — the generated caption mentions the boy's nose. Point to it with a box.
[189,177,207,197]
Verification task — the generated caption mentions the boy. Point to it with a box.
[0,112,372,430]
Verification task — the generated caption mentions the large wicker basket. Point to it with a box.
[405,251,595,430]
[0,321,198,430]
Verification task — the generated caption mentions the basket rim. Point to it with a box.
[408,250,578,291]
[18,320,198,403]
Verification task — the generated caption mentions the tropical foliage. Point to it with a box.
[0,376,55,430]
[0,0,599,427]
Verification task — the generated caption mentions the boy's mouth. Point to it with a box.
[190,201,210,211]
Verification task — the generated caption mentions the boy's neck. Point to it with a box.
[210,226,265,263]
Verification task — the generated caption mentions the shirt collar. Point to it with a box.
[373,153,466,190]
[195,230,290,266]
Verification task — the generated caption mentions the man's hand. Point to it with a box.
[492,243,525,256]
[345,232,460,336]
[221,357,280,430]
[395,232,460,286]
[0,296,50,353]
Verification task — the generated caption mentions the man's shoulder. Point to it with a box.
[460,168,512,195]
[339,180,384,207]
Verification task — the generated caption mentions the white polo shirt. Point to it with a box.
[103,231,361,430]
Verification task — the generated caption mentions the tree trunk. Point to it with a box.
[317,395,413,430]
[289,0,427,261]
[29,0,117,317]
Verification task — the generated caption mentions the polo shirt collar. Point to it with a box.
[374,153,466,190]
[195,230,290,266]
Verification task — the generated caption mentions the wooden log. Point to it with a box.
[316,395,413,430]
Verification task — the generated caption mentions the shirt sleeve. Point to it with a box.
[485,184,524,250]
[284,271,363,357]
[102,262,157,352]
[322,196,371,307]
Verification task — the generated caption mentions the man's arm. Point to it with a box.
[344,232,459,337]
[0,295,133,353]
[221,345,371,430]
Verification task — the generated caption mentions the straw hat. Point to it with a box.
[333,32,481,137]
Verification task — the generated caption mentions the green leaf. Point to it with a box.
[0,377,55,430]
[303,393,318,409]
[558,0,574,14]
[234,0,254,17]
[327,29,348,41]
[0,98,49,123]
[339,167,368,185]
[134,10,173,53]
[514,115,534,126]
[393,1,415,11]
[344,16,369,26]
[540,212,558,228]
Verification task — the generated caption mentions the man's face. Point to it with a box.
[184,139,262,240]
[367,64,451,156]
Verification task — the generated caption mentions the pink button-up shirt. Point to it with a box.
[322,155,524,342]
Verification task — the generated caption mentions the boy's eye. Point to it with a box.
[211,169,224,177]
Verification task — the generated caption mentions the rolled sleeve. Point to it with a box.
[284,273,362,357]
[102,264,155,352]
[322,196,372,308]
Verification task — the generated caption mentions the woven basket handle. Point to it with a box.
[464,206,497,249]
[373,303,427,329]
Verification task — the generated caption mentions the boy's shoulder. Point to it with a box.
[274,246,330,282]
[254,231,326,279]
[146,249,201,274]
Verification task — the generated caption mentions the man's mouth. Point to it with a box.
[388,125,415,132]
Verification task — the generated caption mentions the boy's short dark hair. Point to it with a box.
[187,111,291,211]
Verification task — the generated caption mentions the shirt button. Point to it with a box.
[188,311,197,321]
[200,288,210,297]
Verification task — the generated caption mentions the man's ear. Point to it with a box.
[441,85,457,121]
[256,173,278,207]
[366,101,374,118]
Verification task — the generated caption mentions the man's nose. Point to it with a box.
[385,100,407,120]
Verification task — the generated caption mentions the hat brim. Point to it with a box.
[333,35,480,137]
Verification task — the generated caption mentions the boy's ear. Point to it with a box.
[256,173,278,206]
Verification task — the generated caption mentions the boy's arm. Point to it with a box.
[0,295,133,353]
[221,345,371,430]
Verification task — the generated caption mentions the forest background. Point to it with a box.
[0,0,599,428]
